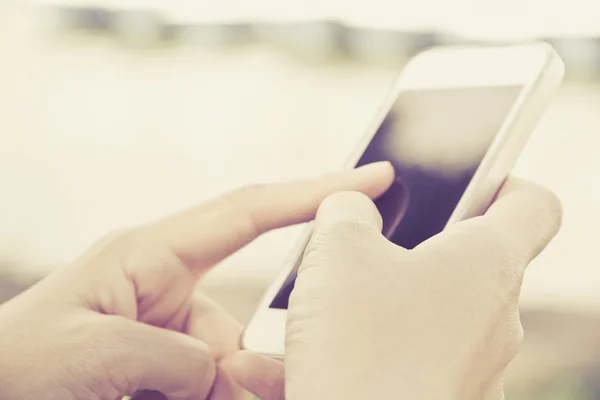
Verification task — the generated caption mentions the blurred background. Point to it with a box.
[1,0,600,398]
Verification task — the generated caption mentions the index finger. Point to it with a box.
[418,177,563,266]
[148,162,395,272]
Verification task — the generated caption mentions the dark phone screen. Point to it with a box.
[270,85,523,309]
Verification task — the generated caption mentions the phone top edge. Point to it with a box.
[400,42,561,90]
[242,43,565,355]
[445,44,564,225]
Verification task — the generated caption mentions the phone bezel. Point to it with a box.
[242,42,565,359]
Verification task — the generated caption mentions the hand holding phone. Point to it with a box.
[243,43,565,357]
[285,179,562,400]
[0,163,396,400]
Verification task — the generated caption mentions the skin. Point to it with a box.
[285,178,562,400]
[0,161,562,400]
[0,162,393,400]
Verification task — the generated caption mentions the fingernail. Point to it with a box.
[356,161,393,171]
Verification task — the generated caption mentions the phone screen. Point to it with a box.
[270,85,523,309]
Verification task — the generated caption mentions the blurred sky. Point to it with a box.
[34,0,600,37]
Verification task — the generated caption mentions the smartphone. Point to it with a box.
[242,43,565,358]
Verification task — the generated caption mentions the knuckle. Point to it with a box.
[506,322,525,361]
[105,228,147,254]
[454,221,514,266]
[105,228,164,269]
[307,218,377,253]
[172,338,216,394]
[224,183,267,235]
[450,221,525,295]
[194,344,217,384]
[185,339,213,368]
[83,229,136,261]
[500,307,524,362]
[528,185,563,243]
[78,229,149,276]
[529,184,563,217]
[105,235,147,274]
[515,322,525,348]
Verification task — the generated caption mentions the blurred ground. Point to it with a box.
[1,1,600,399]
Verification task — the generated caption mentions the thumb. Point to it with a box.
[315,191,383,233]
[286,192,392,400]
[301,191,385,270]
[229,350,285,400]
[104,317,216,400]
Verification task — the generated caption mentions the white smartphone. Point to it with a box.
[242,42,565,359]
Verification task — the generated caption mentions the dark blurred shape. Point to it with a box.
[269,256,301,310]
[354,86,520,249]
[256,20,345,61]
[32,3,600,81]
[344,29,440,63]
[270,84,523,310]
[131,390,167,400]
[343,28,414,63]
[74,8,113,31]
[111,9,167,46]
[409,31,440,55]
[50,7,113,31]
[176,23,255,47]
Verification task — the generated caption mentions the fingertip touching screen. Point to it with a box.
[270,85,523,309]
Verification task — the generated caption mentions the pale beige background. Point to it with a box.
[1,2,599,319]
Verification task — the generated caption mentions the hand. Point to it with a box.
[285,178,562,400]
[0,162,394,400]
